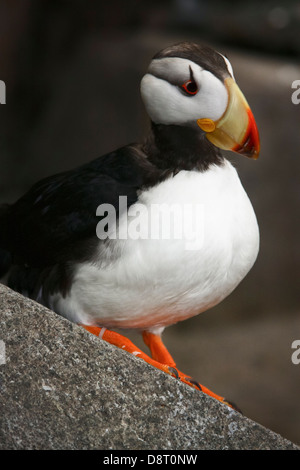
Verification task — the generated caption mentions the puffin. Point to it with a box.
[0,42,260,409]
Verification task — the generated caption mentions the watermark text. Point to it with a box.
[96,196,205,251]
[0,80,6,104]
[291,340,300,365]
[291,80,300,104]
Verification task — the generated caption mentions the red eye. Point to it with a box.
[181,80,198,95]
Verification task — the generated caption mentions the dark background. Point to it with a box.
[0,0,299,446]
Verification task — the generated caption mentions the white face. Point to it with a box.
[140,55,234,127]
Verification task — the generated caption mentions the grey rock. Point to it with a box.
[0,283,298,450]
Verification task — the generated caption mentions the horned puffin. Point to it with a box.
[0,42,260,409]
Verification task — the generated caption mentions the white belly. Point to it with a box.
[51,160,259,332]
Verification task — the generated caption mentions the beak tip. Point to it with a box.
[232,138,260,159]
[233,114,260,159]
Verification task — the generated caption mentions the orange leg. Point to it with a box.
[142,331,238,409]
[80,324,239,411]
[142,331,176,367]
[80,324,171,375]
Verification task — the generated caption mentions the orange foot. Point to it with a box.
[80,324,240,412]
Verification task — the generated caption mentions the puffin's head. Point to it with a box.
[140,42,260,159]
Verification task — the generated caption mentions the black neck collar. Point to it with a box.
[143,122,224,173]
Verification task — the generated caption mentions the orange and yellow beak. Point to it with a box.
[197,77,260,159]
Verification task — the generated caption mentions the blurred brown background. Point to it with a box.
[0,0,299,446]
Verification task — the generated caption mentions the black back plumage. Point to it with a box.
[0,145,161,269]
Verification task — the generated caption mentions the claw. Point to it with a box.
[168,367,180,379]
[186,378,203,391]
[223,399,242,413]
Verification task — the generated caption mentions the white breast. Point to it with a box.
[51,160,259,332]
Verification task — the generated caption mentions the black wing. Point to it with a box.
[0,145,159,270]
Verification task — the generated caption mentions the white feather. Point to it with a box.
[50,160,259,332]
[140,57,228,125]
[220,53,235,79]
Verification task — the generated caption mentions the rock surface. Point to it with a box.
[0,283,298,450]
